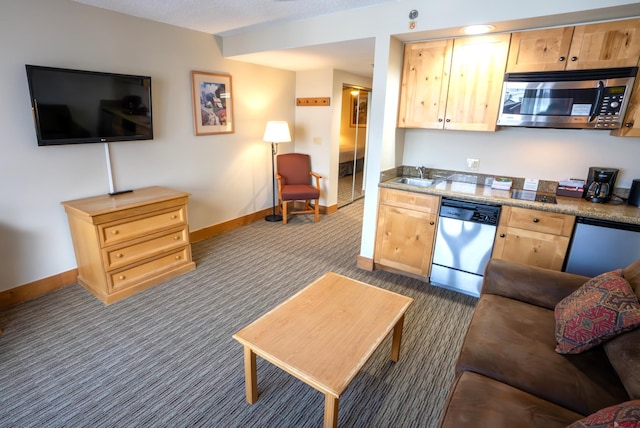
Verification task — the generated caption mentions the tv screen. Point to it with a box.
[25,65,153,146]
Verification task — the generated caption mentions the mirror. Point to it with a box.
[338,85,369,207]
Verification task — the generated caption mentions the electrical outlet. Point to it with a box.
[466,158,480,171]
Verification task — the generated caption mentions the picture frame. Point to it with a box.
[350,92,368,127]
[191,71,234,135]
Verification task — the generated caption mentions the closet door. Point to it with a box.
[338,86,369,207]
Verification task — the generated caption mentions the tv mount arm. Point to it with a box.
[104,142,133,196]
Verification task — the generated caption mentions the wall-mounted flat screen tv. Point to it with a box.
[25,65,153,146]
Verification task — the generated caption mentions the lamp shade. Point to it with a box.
[263,121,291,143]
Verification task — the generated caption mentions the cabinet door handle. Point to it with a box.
[445,118,451,123]
[499,233,505,238]
[533,218,539,223]
[429,221,435,225]
[438,118,443,122]
[570,56,578,62]
[559,56,566,62]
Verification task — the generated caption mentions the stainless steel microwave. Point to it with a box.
[497,67,638,129]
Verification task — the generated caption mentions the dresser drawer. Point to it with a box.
[99,206,186,247]
[103,226,189,271]
[500,206,575,236]
[108,248,191,291]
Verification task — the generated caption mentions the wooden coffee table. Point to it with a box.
[232,272,413,428]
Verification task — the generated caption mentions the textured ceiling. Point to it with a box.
[71,0,398,35]
[71,0,395,76]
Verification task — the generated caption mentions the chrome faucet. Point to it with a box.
[417,166,427,179]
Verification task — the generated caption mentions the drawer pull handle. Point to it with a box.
[112,230,119,235]
[171,215,178,219]
[116,253,124,258]
[175,255,181,260]
[119,275,125,280]
[174,236,180,240]
[532,218,539,223]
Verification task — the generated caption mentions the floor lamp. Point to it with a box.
[263,121,291,222]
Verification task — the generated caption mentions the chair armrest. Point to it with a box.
[275,173,283,197]
[481,259,590,309]
[310,171,321,189]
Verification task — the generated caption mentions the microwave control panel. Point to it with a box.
[596,86,627,128]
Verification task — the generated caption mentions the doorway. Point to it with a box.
[338,85,370,208]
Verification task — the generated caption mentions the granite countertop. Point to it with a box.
[380,175,640,226]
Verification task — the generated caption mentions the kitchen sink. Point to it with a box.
[393,177,435,187]
[511,189,557,204]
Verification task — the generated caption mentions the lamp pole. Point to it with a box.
[265,141,282,222]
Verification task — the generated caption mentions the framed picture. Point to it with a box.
[350,92,368,127]
[191,71,234,135]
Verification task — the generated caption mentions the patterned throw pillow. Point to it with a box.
[567,399,640,427]
[554,269,640,354]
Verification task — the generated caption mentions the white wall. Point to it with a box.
[294,69,334,206]
[403,128,640,188]
[0,0,295,292]
[293,69,373,208]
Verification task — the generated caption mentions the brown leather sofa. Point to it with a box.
[438,258,640,427]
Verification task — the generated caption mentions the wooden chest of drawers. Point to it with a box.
[61,187,196,304]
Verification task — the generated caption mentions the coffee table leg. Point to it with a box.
[243,346,258,403]
[324,394,339,428]
[390,314,405,362]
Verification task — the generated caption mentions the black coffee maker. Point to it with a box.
[583,167,619,203]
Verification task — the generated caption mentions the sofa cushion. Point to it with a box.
[623,258,640,300]
[438,371,584,428]
[604,327,640,400]
[567,399,640,428]
[554,270,640,354]
[456,294,629,415]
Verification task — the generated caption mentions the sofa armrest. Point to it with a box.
[481,259,590,309]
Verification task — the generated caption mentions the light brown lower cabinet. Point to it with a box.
[492,206,575,271]
[374,188,439,278]
[61,186,196,304]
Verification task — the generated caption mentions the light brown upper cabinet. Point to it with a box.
[507,18,640,72]
[398,39,453,129]
[506,27,575,72]
[398,33,511,132]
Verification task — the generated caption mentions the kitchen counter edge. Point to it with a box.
[379,179,640,226]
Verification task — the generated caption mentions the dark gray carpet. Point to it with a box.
[0,199,477,427]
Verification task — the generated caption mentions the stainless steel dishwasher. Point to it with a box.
[430,198,501,297]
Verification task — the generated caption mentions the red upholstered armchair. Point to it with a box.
[276,153,322,224]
